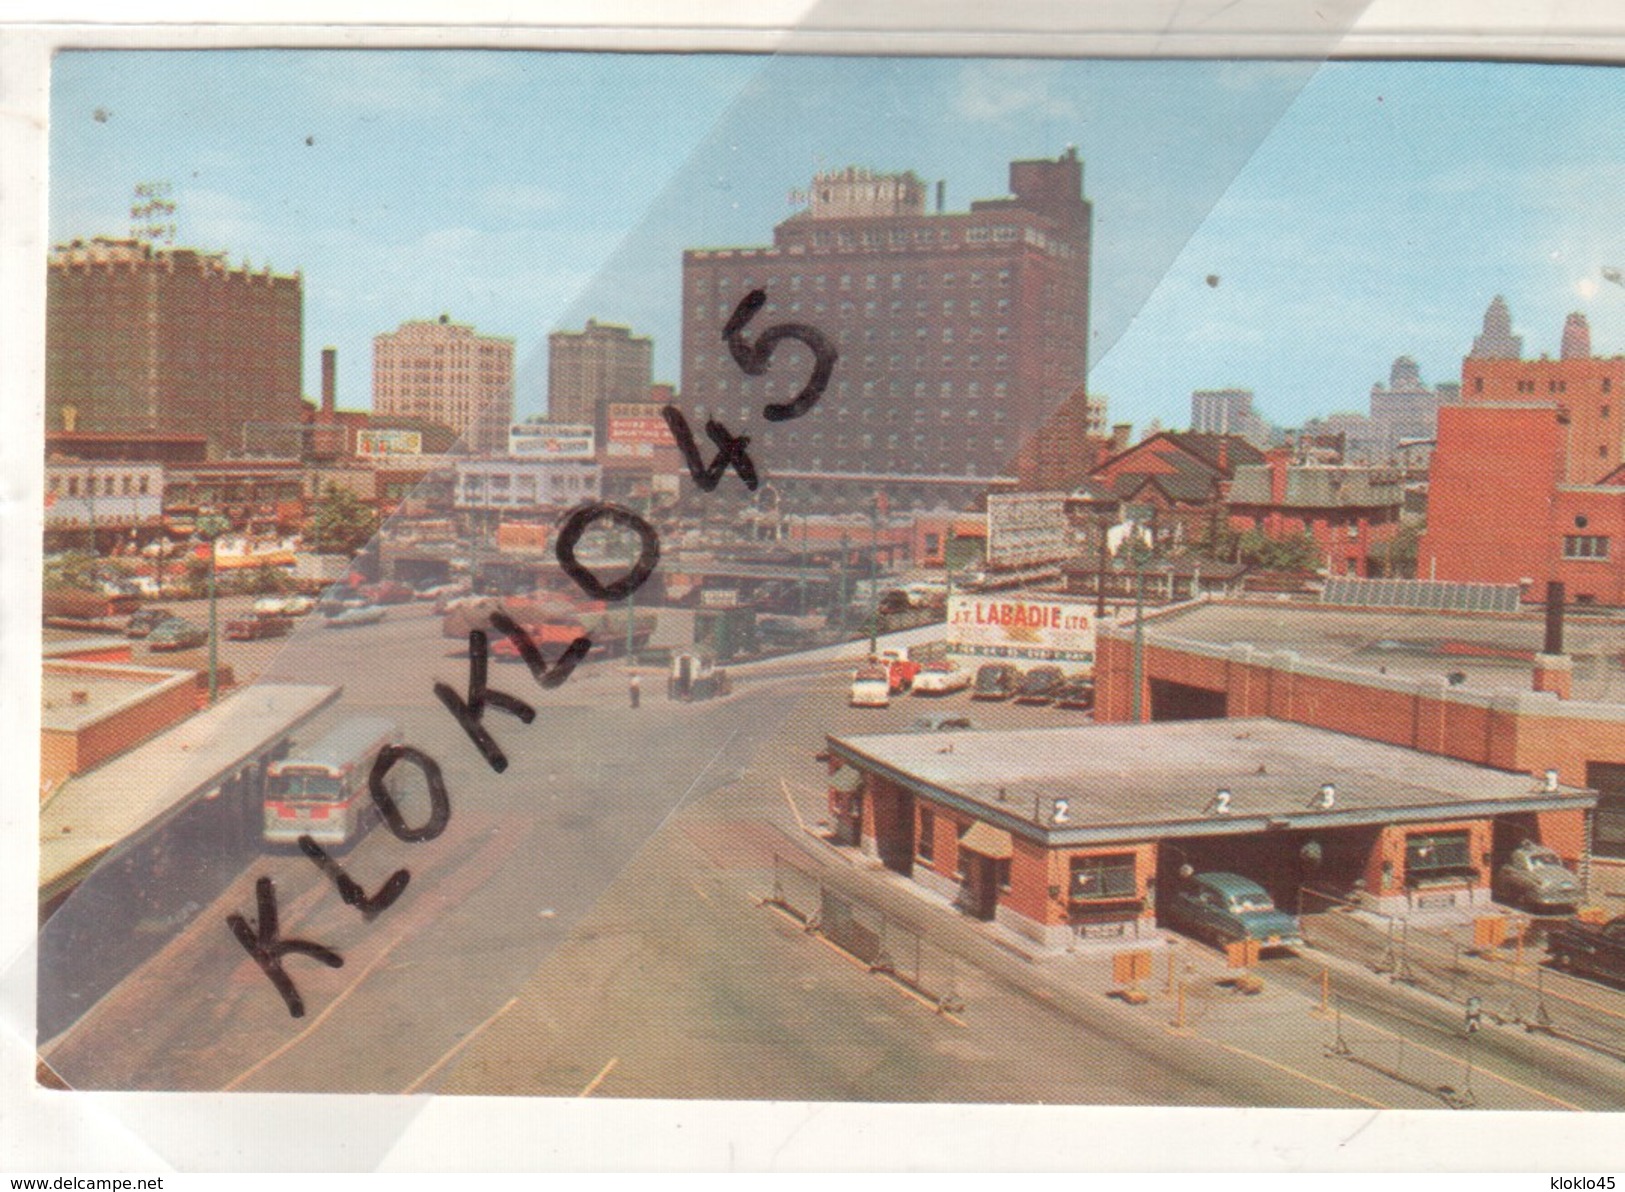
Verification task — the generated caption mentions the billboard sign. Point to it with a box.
[946,592,1095,673]
[509,422,595,459]
[985,492,1069,569]
[606,403,670,457]
[356,428,423,456]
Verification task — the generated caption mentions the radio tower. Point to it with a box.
[129,181,176,246]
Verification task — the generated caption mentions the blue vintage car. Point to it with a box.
[1162,871,1303,951]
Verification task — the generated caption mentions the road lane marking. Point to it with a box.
[780,777,808,833]
[223,921,414,1091]
[1198,1036,1390,1109]
[400,996,519,1095]
[579,1056,619,1097]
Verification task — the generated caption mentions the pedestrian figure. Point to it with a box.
[629,672,641,709]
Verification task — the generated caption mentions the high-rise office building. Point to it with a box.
[1190,388,1269,446]
[46,237,303,457]
[373,314,514,455]
[547,319,655,427]
[1367,355,1453,457]
[1468,294,1523,360]
[680,150,1091,501]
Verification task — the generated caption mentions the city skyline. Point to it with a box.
[49,53,1625,437]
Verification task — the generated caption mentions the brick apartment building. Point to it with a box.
[547,319,655,430]
[46,238,304,457]
[1226,450,1405,578]
[681,150,1091,503]
[1013,385,1109,491]
[1086,430,1264,552]
[373,314,515,455]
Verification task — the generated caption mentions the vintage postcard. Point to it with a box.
[11,10,1625,1171]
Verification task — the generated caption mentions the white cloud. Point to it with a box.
[953,61,1083,124]
[477,183,563,215]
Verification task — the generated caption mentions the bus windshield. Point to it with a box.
[269,772,345,801]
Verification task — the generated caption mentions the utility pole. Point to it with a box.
[1131,565,1145,722]
[197,512,230,705]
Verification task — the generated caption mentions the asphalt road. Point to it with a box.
[39,604,1625,1108]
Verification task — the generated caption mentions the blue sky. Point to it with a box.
[49,52,1625,433]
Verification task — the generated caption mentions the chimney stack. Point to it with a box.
[1534,580,1572,698]
[936,180,945,214]
[321,347,337,422]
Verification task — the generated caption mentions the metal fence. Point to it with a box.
[1300,886,1625,1062]
[768,852,964,1014]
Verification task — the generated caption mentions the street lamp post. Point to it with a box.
[196,512,230,705]
[868,494,881,656]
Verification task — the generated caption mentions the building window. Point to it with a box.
[67,477,79,497]
[1564,534,1611,559]
[1603,405,1612,418]
[1069,853,1137,901]
[1604,378,1613,394]
[1404,831,1475,883]
[917,807,934,861]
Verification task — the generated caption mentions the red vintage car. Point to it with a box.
[224,612,294,641]
[361,580,417,605]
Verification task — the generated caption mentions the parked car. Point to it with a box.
[912,661,972,696]
[849,664,892,708]
[1161,872,1303,952]
[361,580,416,605]
[323,603,387,628]
[1013,665,1066,705]
[971,663,1020,701]
[225,612,294,641]
[146,617,208,651]
[125,607,176,639]
[874,647,921,693]
[907,714,973,733]
[1494,841,1583,913]
[320,585,370,614]
[1547,915,1625,984]
[254,593,316,616]
[413,579,466,602]
[1053,679,1095,710]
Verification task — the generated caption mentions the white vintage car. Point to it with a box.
[911,660,971,696]
[849,665,892,708]
[255,593,316,616]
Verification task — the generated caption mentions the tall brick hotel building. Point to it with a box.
[46,238,303,458]
[681,150,1091,506]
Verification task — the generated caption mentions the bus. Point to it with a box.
[263,716,403,847]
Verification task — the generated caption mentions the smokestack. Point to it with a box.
[1534,579,1572,698]
[1110,423,1132,454]
[936,180,945,214]
[1544,580,1565,655]
[321,347,337,422]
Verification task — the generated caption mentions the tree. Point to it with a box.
[1235,528,1323,573]
[306,484,378,556]
[43,550,101,592]
[1375,522,1423,578]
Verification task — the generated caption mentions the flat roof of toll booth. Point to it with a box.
[826,717,1595,847]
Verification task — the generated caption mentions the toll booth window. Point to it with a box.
[1593,795,1625,861]
[1404,830,1475,882]
[917,807,935,863]
[1070,853,1137,901]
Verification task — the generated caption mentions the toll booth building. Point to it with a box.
[825,718,1596,951]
